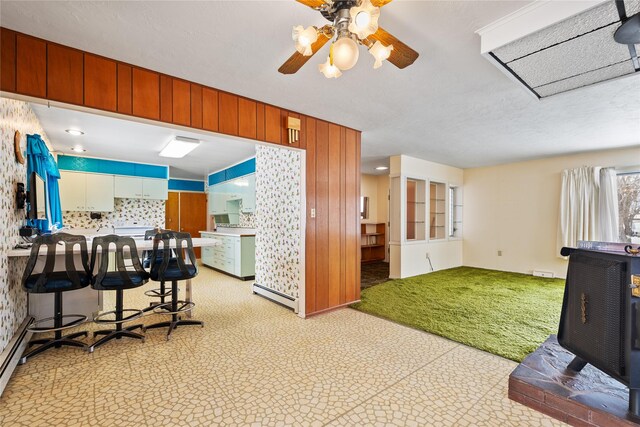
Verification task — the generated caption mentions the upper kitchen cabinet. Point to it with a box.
[132,67,160,120]
[142,178,168,200]
[209,174,255,215]
[84,54,117,112]
[114,176,143,198]
[59,171,114,212]
[202,87,219,132]
[114,176,168,200]
[219,92,238,136]
[238,98,257,139]
[47,44,83,105]
[117,63,133,114]
[16,34,46,98]
[172,78,190,126]
[1,28,16,92]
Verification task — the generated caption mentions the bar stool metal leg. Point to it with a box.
[145,280,203,340]
[88,289,145,353]
[20,292,88,364]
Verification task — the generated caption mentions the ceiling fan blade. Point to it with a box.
[371,0,393,7]
[278,34,331,74]
[295,0,326,9]
[365,26,419,69]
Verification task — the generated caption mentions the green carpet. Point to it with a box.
[352,266,565,362]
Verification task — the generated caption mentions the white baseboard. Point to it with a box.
[0,317,33,396]
[252,283,298,313]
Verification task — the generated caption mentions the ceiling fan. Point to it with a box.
[278,0,419,78]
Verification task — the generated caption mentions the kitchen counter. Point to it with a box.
[8,237,220,257]
[199,229,256,237]
[8,236,220,322]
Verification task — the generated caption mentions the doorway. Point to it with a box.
[165,191,207,257]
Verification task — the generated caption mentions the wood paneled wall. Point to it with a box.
[305,118,361,315]
[0,26,361,315]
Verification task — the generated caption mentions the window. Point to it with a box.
[618,172,640,243]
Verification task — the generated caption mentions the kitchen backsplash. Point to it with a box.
[63,198,166,229]
[214,199,256,228]
[0,98,50,353]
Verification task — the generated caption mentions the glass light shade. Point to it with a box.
[318,57,342,79]
[369,41,393,69]
[292,25,318,56]
[331,37,359,70]
[348,0,380,39]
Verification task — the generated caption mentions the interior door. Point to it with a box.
[179,192,207,258]
[165,192,179,232]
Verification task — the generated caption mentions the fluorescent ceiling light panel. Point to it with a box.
[159,136,200,158]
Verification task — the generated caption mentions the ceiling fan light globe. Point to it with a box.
[332,37,359,70]
[292,25,318,56]
[348,0,380,39]
[369,41,393,69]
[355,11,371,29]
[319,57,342,78]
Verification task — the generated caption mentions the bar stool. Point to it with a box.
[142,228,173,312]
[88,235,149,353]
[20,233,91,364]
[146,231,204,340]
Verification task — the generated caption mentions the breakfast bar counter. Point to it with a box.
[8,237,221,320]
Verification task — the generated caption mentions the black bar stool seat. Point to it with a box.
[20,233,92,364]
[88,235,150,353]
[146,231,203,340]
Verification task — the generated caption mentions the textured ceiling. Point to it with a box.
[1,1,639,174]
[492,0,640,98]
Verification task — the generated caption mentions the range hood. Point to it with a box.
[477,0,640,99]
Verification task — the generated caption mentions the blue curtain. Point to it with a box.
[26,134,63,231]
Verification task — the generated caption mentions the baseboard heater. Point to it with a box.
[252,283,298,313]
[0,316,33,396]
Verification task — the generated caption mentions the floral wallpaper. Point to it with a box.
[63,198,165,230]
[0,98,50,353]
[254,145,302,299]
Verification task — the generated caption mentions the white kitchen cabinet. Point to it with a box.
[114,176,167,200]
[142,179,168,200]
[85,174,115,211]
[59,171,114,212]
[200,232,255,279]
[59,171,86,211]
[114,176,143,198]
[210,174,255,214]
[241,174,255,213]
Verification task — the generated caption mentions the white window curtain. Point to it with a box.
[599,167,619,242]
[557,166,620,254]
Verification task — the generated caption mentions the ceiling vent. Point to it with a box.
[477,0,640,99]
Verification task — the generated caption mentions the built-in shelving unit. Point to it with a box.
[430,181,446,240]
[361,223,386,263]
[407,178,426,241]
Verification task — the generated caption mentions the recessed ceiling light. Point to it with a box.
[65,129,84,136]
[375,166,389,171]
[71,146,86,153]
[159,136,200,158]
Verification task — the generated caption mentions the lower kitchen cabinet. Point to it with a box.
[200,232,255,280]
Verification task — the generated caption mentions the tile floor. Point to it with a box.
[0,266,564,426]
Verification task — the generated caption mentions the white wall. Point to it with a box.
[389,155,464,278]
[463,146,640,279]
[361,174,379,224]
